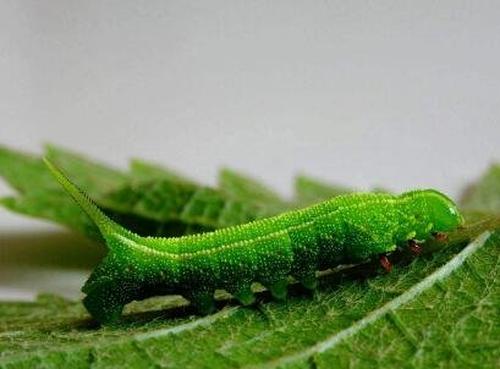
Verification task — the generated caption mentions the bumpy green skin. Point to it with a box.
[45,159,464,324]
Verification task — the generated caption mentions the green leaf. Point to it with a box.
[461,163,500,214]
[0,145,135,240]
[218,168,290,216]
[0,146,277,238]
[0,145,60,194]
[1,220,498,369]
[293,175,353,206]
[0,192,100,239]
[99,179,262,234]
[0,145,103,238]
[281,230,500,369]
[129,159,194,185]
[0,145,395,240]
[44,145,130,196]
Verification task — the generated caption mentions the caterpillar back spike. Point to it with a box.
[44,158,147,322]
[44,158,463,324]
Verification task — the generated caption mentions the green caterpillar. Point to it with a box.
[45,159,464,324]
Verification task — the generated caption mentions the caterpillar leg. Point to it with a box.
[298,273,318,291]
[267,279,289,300]
[83,279,131,324]
[432,232,448,242]
[187,290,216,315]
[379,255,392,273]
[288,225,319,291]
[408,240,422,256]
[233,285,256,306]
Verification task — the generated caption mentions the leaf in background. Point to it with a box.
[45,144,130,195]
[0,222,498,369]
[293,174,353,206]
[0,145,60,193]
[0,146,280,239]
[129,158,195,185]
[0,192,100,239]
[99,179,261,234]
[0,144,135,240]
[371,185,392,194]
[218,168,290,216]
[460,163,500,214]
[0,145,103,238]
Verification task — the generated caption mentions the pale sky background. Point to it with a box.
[1,1,499,298]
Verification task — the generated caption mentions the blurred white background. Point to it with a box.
[1,1,499,298]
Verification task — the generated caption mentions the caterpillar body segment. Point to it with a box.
[44,159,464,324]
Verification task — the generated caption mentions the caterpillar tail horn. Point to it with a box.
[43,157,131,247]
[44,158,140,323]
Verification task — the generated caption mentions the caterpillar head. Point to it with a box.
[402,189,464,238]
[423,189,464,232]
